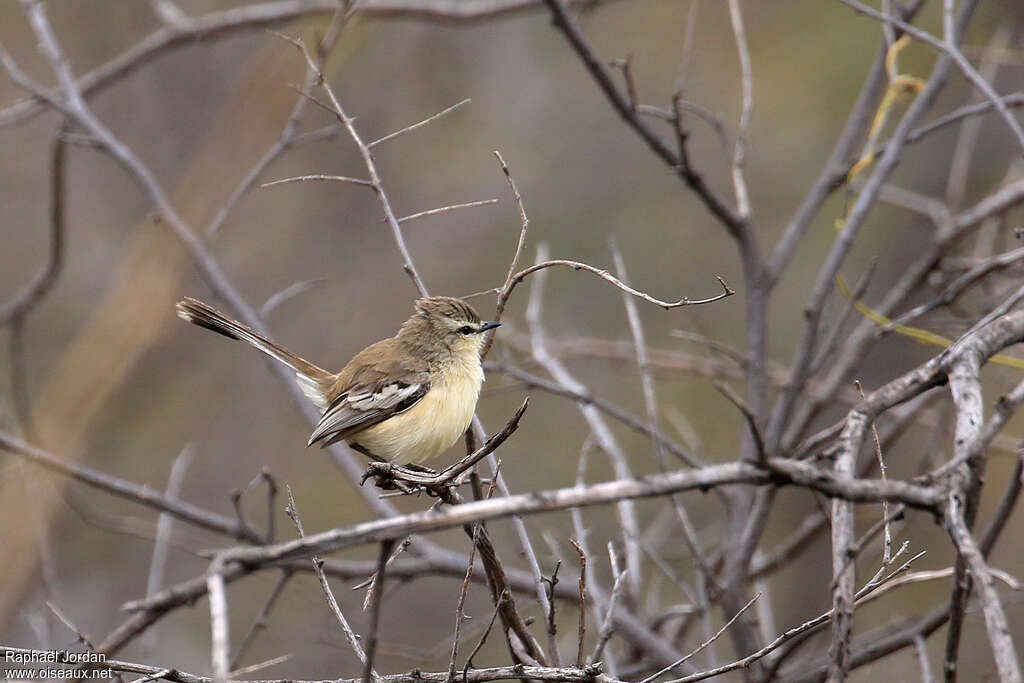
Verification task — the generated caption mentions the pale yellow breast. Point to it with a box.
[351,354,484,465]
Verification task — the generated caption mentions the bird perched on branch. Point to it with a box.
[175,296,500,465]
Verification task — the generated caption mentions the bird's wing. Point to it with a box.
[307,356,429,448]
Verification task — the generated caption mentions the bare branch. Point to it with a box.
[590,543,626,667]
[285,486,377,680]
[726,0,753,219]
[509,259,733,311]
[367,98,471,148]
[944,497,1022,683]
[259,279,327,319]
[362,540,394,683]
[914,635,935,683]
[479,149,531,361]
[398,199,498,224]
[141,445,195,654]
[446,477,498,683]
[0,125,66,327]
[609,54,638,112]
[640,592,761,683]
[206,559,231,682]
[260,173,373,188]
[46,600,96,651]
[485,361,699,466]
[568,538,587,669]
[230,569,293,671]
[0,432,263,542]
[219,461,943,568]
[712,381,766,463]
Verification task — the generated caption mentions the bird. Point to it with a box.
[175,296,500,466]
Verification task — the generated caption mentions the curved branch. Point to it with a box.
[0,126,66,326]
[506,259,733,311]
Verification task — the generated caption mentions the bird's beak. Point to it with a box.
[478,321,502,333]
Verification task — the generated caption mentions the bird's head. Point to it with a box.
[399,296,500,361]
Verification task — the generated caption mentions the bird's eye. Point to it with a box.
[458,325,474,335]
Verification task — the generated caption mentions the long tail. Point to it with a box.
[175,297,332,409]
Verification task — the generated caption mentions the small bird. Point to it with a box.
[175,296,500,466]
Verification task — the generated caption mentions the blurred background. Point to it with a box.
[1,0,1023,680]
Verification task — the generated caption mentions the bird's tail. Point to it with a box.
[175,297,332,409]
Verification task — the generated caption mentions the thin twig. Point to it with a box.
[447,510,487,683]
[367,98,471,148]
[855,380,892,565]
[0,432,263,542]
[0,124,66,327]
[141,445,195,654]
[914,634,935,683]
[229,569,292,671]
[589,543,626,666]
[359,538,411,607]
[726,0,753,219]
[568,539,587,669]
[509,259,733,311]
[479,149,531,361]
[259,279,326,319]
[206,559,230,682]
[540,561,563,666]
[229,653,293,678]
[460,153,553,649]
[639,592,761,683]
[398,199,498,224]
[46,601,96,651]
[463,592,505,675]
[485,361,699,467]
[609,54,638,112]
[277,31,429,296]
[260,173,373,188]
[284,486,377,680]
[362,540,394,683]
[712,381,766,463]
